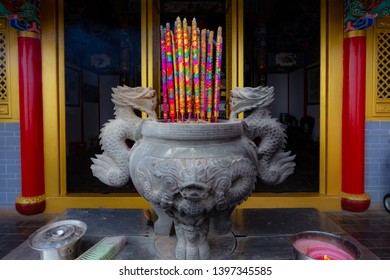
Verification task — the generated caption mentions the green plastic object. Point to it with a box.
[76,236,126,260]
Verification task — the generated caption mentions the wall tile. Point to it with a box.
[0,123,21,209]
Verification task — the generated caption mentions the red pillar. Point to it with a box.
[15,31,45,215]
[341,30,370,212]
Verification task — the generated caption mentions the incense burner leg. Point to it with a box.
[174,219,210,260]
[151,204,174,235]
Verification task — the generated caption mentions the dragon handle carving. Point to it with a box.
[90,86,157,187]
[230,86,296,185]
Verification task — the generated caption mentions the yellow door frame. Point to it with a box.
[41,0,343,212]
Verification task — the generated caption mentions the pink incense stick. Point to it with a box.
[213,27,223,122]
[206,30,214,122]
[165,24,175,122]
[160,25,168,122]
[192,19,200,120]
[176,17,185,122]
[200,29,207,120]
[183,18,192,120]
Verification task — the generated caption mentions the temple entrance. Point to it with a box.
[63,0,320,194]
[64,0,141,193]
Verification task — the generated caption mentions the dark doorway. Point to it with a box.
[64,0,141,193]
[244,0,320,192]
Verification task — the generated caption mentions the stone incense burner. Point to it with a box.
[91,86,295,260]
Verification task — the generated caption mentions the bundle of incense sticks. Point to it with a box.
[160,17,223,122]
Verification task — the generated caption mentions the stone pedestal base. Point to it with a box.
[154,232,236,259]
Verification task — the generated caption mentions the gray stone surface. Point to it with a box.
[90,86,296,259]
[3,208,378,260]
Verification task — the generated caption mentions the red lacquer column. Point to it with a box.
[15,31,45,215]
[341,30,370,212]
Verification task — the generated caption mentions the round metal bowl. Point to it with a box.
[28,219,87,260]
[384,194,390,213]
[290,231,361,260]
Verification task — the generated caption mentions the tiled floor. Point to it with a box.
[324,207,390,260]
[0,210,57,259]
[1,206,389,260]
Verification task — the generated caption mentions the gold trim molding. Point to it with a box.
[0,18,6,29]
[0,104,9,115]
[377,17,390,28]
[341,192,370,201]
[344,30,366,39]
[17,31,41,39]
[15,194,46,204]
[376,103,390,113]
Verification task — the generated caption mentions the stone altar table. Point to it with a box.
[2,208,378,260]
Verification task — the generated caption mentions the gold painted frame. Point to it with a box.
[39,0,342,211]
[0,19,19,121]
[366,16,390,119]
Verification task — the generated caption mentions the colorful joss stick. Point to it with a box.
[183,18,192,120]
[199,29,207,120]
[175,17,186,122]
[171,29,179,122]
[192,19,200,120]
[206,30,214,122]
[213,26,223,122]
[197,30,201,119]
[160,26,168,122]
[165,24,176,122]
[188,25,193,117]
[171,27,179,121]
[188,25,193,83]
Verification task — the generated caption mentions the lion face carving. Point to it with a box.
[132,156,256,221]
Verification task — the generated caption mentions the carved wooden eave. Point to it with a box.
[0,0,40,33]
[344,0,390,31]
